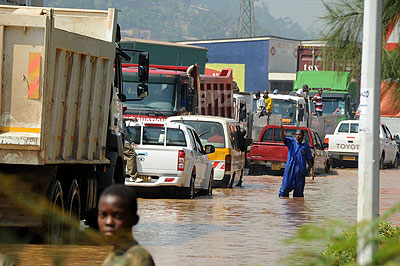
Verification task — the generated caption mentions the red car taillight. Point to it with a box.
[225,155,232,171]
[324,138,329,150]
[177,150,185,171]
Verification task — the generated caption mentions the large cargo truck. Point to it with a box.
[293,71,358,121]
[0,6,144,242]
[122,64,234,121]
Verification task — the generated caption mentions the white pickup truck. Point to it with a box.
[124,121,215,199]
[325,120,399,168]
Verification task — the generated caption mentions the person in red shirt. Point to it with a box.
[207,126,224,143]
[313,88,325,117]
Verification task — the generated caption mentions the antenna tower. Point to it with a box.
[236,0,256,38]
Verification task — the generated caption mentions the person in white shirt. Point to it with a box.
[255,90,266,118]
[296,84,309,97]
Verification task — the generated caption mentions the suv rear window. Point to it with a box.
[166,128,187,147]
[141,126,187,146]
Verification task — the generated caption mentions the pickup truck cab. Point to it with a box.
[249,125,330,175]
[325,120,399,168]
[124,121,215,198]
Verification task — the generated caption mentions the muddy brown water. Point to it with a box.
[3,168,400,265]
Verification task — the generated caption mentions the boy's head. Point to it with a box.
[98,184,139,246]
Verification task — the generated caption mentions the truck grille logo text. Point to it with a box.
[336,143,359,150]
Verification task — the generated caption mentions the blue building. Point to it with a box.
[179,36,300,94]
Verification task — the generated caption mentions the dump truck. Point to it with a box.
[0,6,145,243]
[123,65,234,121]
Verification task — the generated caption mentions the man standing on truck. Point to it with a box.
[255,90,266,118]
[279,124,314,197]
[264,90,273,125]
[312,88,324,117]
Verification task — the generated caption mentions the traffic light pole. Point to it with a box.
[357,0,382,265]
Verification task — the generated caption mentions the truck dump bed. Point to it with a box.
[0,6,117,165]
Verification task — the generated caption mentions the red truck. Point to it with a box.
[122,64,234,121]
[248,125,331,175]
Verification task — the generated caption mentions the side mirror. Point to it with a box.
[395,134,399,140]
[323,143,329,149]
[138,52,149,83]
[137,83,148,99]
[204,144,215,154]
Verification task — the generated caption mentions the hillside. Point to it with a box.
[44,0,316,41]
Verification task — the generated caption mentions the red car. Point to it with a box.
[248,125,330,175]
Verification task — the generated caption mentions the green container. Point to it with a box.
[121,38,208,74]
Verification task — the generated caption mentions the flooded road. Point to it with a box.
[3,168,400,265]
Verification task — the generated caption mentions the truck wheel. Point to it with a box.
[393,154,399,168]
[236,169,244,186]
[207,170,213,197]
[184,172,195,199]
[380,153,385,169]
[66,179,81,243]
[331,158,337,168]
[228,173,235,188]
[324,160,330,173]
[47,180,64,244]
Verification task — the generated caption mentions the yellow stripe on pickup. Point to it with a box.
[207,148,231,161]
[1,126,41,133]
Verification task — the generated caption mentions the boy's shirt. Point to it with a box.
[102,240,155,266]
[265,97,273,113]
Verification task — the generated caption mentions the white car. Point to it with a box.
[124,121,215,198]
[325,120,399,168]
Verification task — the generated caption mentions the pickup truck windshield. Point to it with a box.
[170,120,226,148]
[272,100,297,121]
[319,99,345,115]
[123,81,176,112]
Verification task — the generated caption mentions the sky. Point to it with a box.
[260,0,331,31]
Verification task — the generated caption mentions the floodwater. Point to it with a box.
[3,168,400,265]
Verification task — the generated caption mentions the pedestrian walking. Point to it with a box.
[278,124,314,197]
[98,184,155,266]
[312,88,324,117]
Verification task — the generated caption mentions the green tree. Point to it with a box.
[320,0,400,83]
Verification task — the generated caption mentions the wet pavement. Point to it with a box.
[3,167,400,265]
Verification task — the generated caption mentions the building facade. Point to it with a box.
[178,36,300,94]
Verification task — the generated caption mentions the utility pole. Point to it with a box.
[357,0,382,265]
[236,0,256,38]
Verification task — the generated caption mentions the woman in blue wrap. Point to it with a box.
[279,124,315,197]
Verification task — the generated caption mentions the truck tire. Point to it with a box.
[392,154,399,168]
[380,153,385,169]
[66,179,81,243]
[207,170,213,197]
[184,172,196,199]
[47,180,64,244]
[228,173,235,188]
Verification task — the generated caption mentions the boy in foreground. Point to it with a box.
[98,184,155,266]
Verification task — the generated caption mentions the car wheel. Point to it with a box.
[185,172,195,199]
[380,153,385,169]
[207,170,213,197]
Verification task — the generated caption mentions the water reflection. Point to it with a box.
[3,169,400,265]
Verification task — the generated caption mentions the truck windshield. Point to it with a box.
[272,99,297,121]
[123,81,176,112]
[319,99,345,115]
